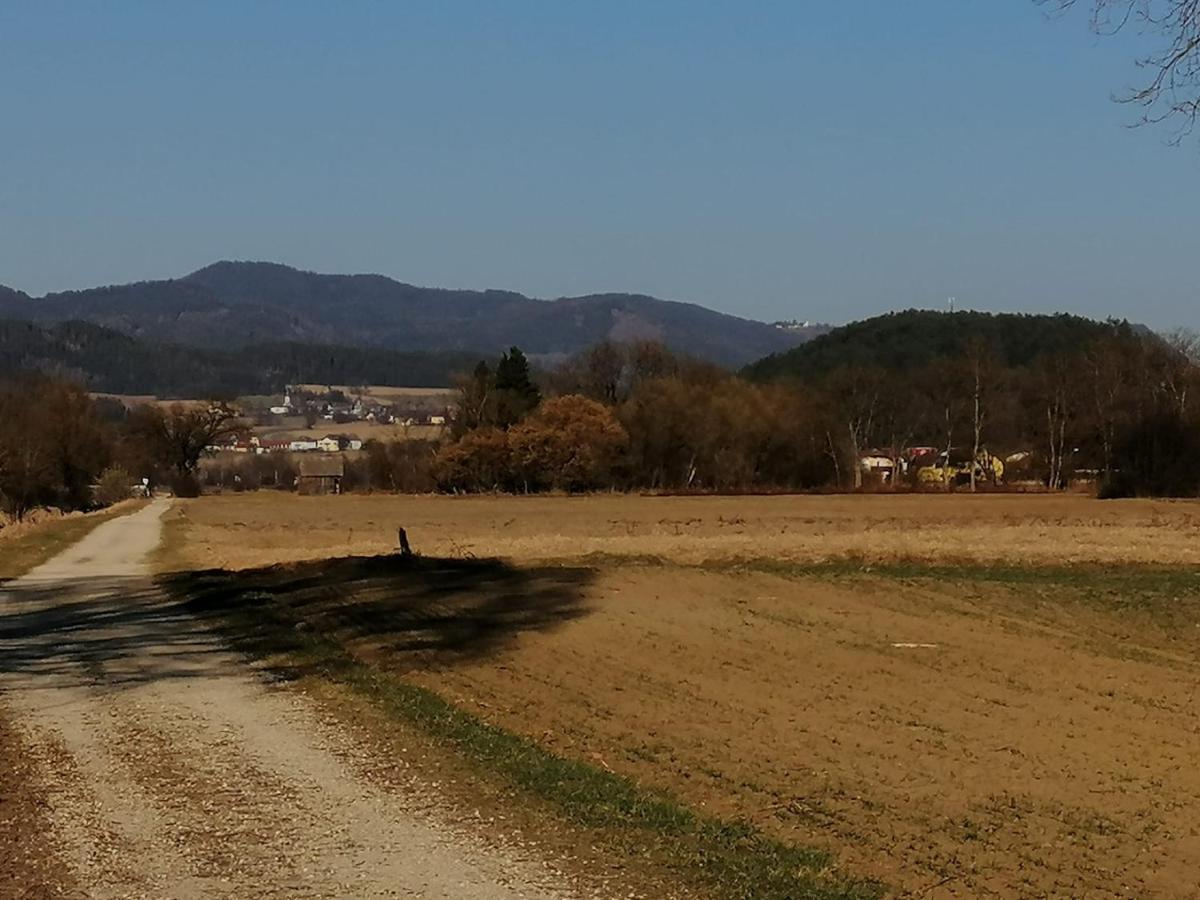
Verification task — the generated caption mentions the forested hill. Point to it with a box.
[0,261,822,367]
[0,319,479,397]
[743,309,1126,381]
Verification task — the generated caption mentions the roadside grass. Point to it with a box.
[735,557,1200,601]
[0,502,144,581]
[565,551,1200,608]
[160,559,884,900]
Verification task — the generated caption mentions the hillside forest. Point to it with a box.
[2,311,1198,521]
[0,319,480,396]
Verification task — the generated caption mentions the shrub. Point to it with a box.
[363,439,438,492]
[433,428,513,492]
[170,472,201,498]
[94,466,133,507]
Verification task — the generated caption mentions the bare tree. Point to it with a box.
[1034,353,1077,489]
[1049,0,1200,141]
[0,377,112,519]
[958,338,1003,492]
[126,402,244,481]
[1159,328,1200,415]
[451,362,495,436]
[819,366,885,489]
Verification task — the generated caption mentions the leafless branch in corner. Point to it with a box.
[1045,0,1200,143]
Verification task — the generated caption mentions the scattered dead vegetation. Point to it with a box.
[0,705,77,899]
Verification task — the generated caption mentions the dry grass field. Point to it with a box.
[251,418,445,442]
[160,493,1200,897]
[294,384,456,404]
[165,492,1200,571]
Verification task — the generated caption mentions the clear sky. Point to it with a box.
[1,1,1196,328]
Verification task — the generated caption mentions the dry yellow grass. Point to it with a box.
[163,491,1200,572]
[251,420,445,442]
[294,384,455,403]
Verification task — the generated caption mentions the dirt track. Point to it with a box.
[0,500,589,899]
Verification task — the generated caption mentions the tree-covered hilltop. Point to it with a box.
[742,309,1129,382]
[0,319,480,397]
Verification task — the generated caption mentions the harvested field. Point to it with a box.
[251,418,445,442]
[161,492,1200,897]
[293,384,456,403]
[404,565,1200,897]
[164,492,1200,571]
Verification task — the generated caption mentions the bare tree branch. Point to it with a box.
[1047,0,1200,142]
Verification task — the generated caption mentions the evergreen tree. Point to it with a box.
[494,346,541,427]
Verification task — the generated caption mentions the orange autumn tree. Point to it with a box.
[509,395,627,492]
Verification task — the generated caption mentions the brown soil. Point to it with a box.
[396,564,1200,898]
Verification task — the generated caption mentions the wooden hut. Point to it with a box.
[297,455,344,495]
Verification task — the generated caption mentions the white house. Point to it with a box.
[289,439,319,453]
[316,436,342,453]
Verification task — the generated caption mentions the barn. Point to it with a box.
[297,456,345,495]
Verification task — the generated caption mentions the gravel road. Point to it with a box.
[0,499,589,899]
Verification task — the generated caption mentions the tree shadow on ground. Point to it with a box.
[0,555,594,690]
[0,575,237,686]
[160,553,596,677]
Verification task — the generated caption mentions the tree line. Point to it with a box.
[3,318,1199,521]
[434,323,1200,497]
[0,378,243,520]
[0,318,477,399]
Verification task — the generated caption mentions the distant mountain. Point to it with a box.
[0,319,480,397]
[743,309,1125,382]
[0,261,823,367]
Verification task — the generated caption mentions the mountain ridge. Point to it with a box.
[0,261,823,367]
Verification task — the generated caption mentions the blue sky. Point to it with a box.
[1,1,1196,327]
